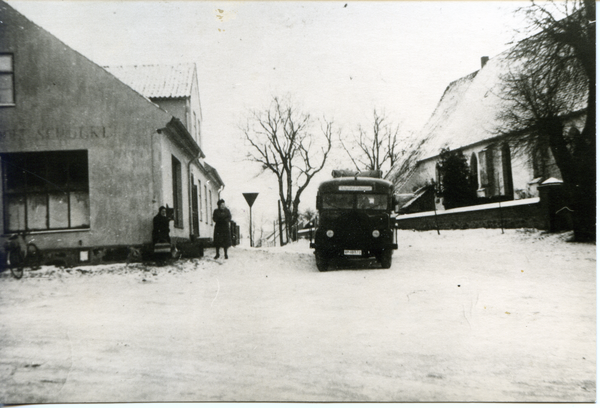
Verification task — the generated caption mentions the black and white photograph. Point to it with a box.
[0,0,596,403]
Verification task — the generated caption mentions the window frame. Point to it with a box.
[1,150,90,233]
[204,185,208,224]
[171,156,183,229]
[0,53,15,107]
[198,178,203,222]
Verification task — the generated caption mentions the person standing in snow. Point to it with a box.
[213,199,232,259]
[152,206,171,244]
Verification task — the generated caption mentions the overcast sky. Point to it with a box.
[8,0,531,231]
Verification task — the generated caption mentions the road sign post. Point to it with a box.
[242,193,259,247]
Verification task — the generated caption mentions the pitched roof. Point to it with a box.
[412,55,509,160]
[388,30,588,189]
[103,63,196,98]
[202,161,225,187]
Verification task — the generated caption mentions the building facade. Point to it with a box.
[388,51,586,214]
[104,63,224,241]
[0,1,223,265]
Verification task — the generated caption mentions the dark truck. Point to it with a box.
[310,170,398,271]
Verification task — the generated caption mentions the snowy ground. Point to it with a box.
[0,229,595,403]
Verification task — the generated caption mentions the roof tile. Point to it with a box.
[104,63,195,98]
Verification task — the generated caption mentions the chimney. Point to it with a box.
[481,56,489,68]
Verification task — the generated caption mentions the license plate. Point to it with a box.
[344,250,362,256]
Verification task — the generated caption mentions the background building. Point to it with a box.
[388,52,585,214]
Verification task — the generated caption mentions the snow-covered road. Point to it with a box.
[0,229,595,402]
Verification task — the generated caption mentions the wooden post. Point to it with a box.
[278,200,285,246]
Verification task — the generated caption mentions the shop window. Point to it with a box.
[171,156,183,228]
[2,150,90,232]
[0,54,14,105]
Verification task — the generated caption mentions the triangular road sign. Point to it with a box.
[242,193,259,207]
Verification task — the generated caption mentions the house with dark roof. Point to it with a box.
[0,1,223,265]
[388,48,586,219]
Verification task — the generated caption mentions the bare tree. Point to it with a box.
[496,0,595,241]
[339,109,405,178]
[243,96,333,242]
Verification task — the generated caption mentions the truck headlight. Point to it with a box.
[326,230,334,238]
[372,230,380,238]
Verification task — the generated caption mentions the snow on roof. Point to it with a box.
[389,31,588,188]
[412,52,512,161]
[103,63,196,98]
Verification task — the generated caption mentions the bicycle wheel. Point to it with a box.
[7,248,24,279]
[26,243,42,270]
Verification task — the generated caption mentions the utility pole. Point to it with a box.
[242,193,259,247]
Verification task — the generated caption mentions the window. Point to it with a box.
[191,179,199,237]
[0,54,15,105]
[322,194,388,211]
[209,190,213,225]
[532,144,550,179]
[470,153,479,189]
[357,194,388,210]
[478,147,495,195]
[171,156,183,228]
[501,143,514,197]
[204,185,208,224]
[198,179,203,222]
[2,150,89,232]
[322,194,354,210]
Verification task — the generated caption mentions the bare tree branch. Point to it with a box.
[242,96,333,242]
[496,0,595,241]
[340,108,406,178]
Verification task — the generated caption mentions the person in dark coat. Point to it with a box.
[213,199,232,259]
[153,206,171,244]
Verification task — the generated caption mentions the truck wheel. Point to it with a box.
[315,251,328,272]
[380,249,392,269]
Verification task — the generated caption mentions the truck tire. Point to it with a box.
[315,251,328,272]
[380,249,392,269]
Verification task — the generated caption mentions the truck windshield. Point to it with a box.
[322,194,388,210]
[357,194,388,210]
[322,194,354,209]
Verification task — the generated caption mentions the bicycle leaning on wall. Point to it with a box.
[4,232,42,279]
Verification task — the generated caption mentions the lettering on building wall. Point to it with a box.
[0,126,114,140]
